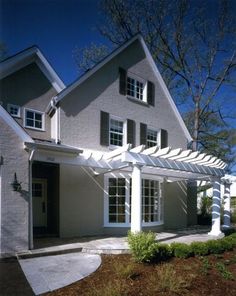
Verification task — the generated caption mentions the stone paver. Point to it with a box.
[19,253,101,295]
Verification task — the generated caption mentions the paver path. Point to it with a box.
[19,253,101,295]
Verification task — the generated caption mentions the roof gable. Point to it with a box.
[55,35,192,142]
[0,46,65,93]
[0,105,33,143]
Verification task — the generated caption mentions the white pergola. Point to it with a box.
[25,142,230,240]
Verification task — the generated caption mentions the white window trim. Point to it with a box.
[7,103,21,118]
[104,172,164,227]
[24,107,45,131]
[126,72,147,103]
[109,115,126,149]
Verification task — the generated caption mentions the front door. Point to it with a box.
[32,179,47,227]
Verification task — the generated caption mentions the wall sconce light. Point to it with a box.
[11,172,22,192]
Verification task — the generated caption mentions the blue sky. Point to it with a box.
[0,0,108,85]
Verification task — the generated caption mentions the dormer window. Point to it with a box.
[24,108,44,131]
[7,104,21,118]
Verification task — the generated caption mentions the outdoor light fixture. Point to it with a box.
[11,172,22,192]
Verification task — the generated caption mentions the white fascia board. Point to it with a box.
[54,34,143,103]
[139,37,192,143]
[0,105,34,143]
[0,47,65,93]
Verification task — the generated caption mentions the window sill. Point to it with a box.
[24,126,45,132]
[104,221,164,227]
[127,96,149,107]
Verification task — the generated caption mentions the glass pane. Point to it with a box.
[35,113,42,121]
[118,215,125,223]
[26,119,34,127]
[109,215,116,223]
[109,206,117,214]
[26,111,34,119]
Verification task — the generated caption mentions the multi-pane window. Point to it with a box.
[25,109,44,130]
[127,77,144,101]
[142,179,159,222]
[108,178,126,223]
[107,177,162,225]
[7,104,20,117]
[110,118,123,146]
[147,129,158,148]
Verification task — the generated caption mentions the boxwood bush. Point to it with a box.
[206,239,225,254]
[128,231,236,263]
[190,241,209,256]
[170,242,193,258]
[155,243,173,261]
[127,231,157,262]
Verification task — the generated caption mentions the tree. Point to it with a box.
[74,0,236,171]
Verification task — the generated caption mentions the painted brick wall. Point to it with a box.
[0,117,29,256]
[60,40,189,151]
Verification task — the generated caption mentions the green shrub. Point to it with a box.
[220,237,234,251]
[191,241,209,256]
[127,231,157,262]
[170,243,193,258]
[206,240,225,254]
[155,243,173,261]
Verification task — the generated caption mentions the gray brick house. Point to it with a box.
[0,35,229,257]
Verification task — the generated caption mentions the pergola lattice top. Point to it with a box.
[25,142,227,180]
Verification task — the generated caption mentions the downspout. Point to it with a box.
[28,149,35,250]
[51,97,60,144]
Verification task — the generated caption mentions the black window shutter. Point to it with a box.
[160,129,168,148]
[119,67,127,95]
[127,119,136,147]
[140,123,147,145]
[100,111,109,146]
[147,81,155,106]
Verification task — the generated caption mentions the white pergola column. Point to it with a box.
[208,178,222,236]
[223,182,231,228]
[131,164,142,233]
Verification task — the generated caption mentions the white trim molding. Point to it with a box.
[0,46,65,93]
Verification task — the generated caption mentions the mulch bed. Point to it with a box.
[45,249,236,296]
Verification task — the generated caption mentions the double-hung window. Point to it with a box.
[24,108,44,130]
[109,117,124,147]
[127,76,144,101]
[147,128,158,148]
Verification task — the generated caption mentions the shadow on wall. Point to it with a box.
[0,63,53,106]
[62,40,146,117]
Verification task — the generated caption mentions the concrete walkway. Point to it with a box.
[19,253,101,295]
[17,226,222,295]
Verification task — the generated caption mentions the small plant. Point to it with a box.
[191,241,209,256]
[216,262,234,280]
[90,280,127,296]
[127,231,157,262]
[206,240,225,254]
[155,243,173,261]
[149,264,192,294]
[171,242,193,258]
[220,237,234,251]
[113,261,138,279]
[200,257,211,275]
